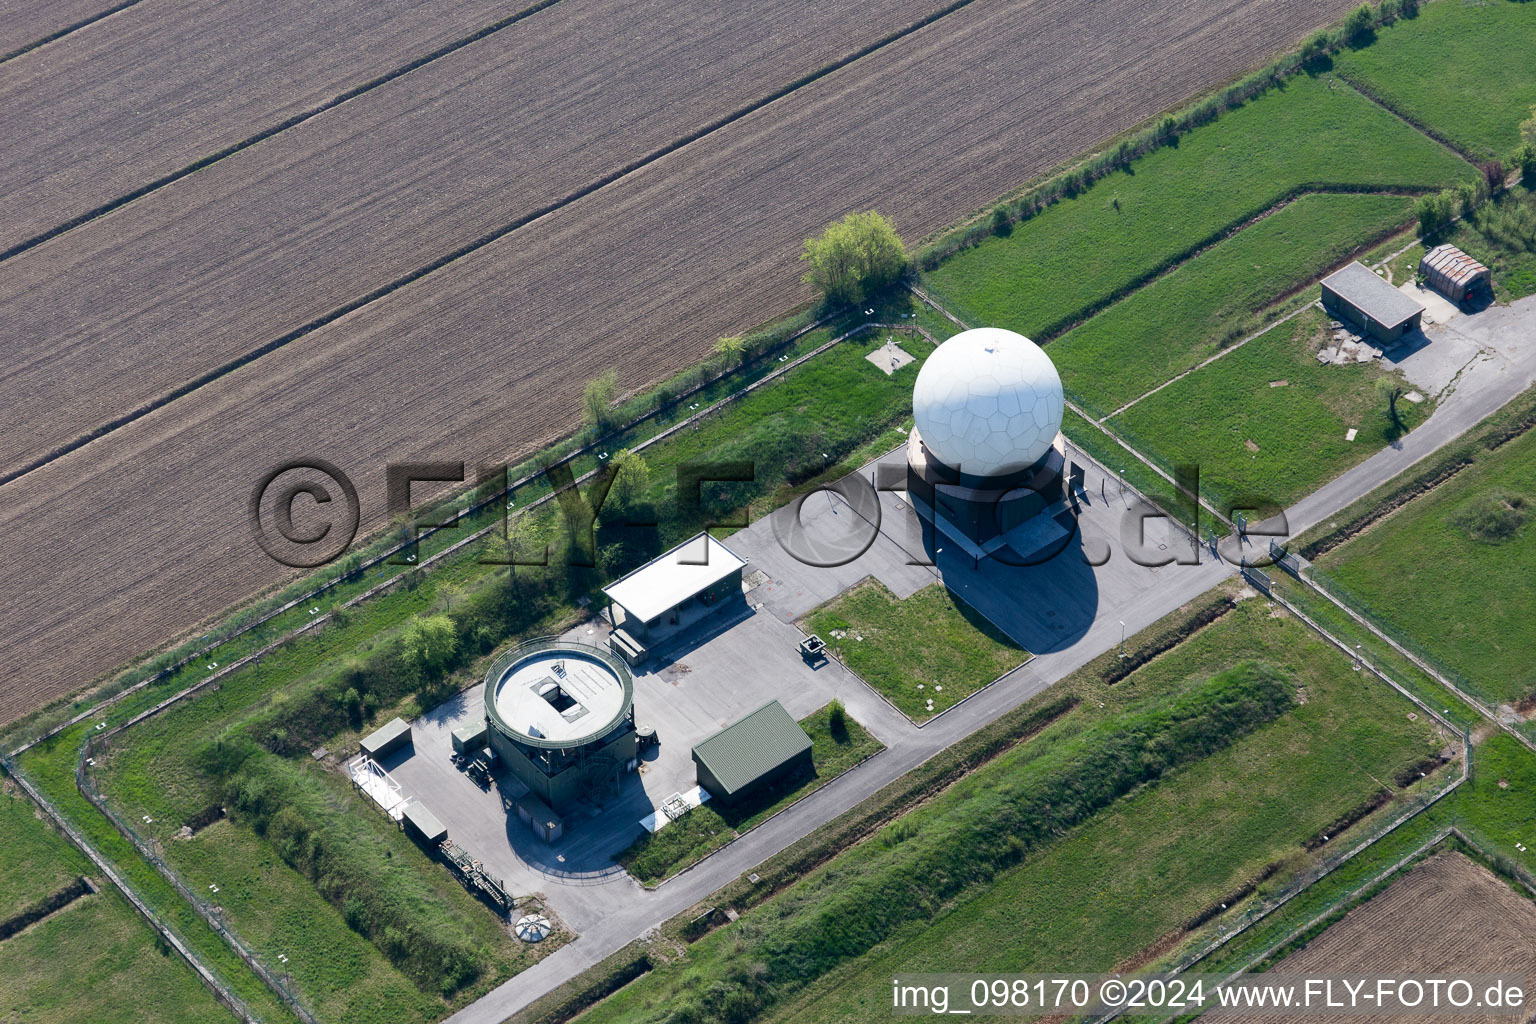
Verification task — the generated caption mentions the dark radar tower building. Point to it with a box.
[483,638,639,813]
[906,327,1069,560]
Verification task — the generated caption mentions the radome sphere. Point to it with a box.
[912,327,1064,478]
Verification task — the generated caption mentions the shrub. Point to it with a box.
[800,210,908,306]
[1449,488,1531,543]
[1415,190,1457,240]
[582,369,621,435]
[827,699,848,741]
[1343,3,1375,45]
[1518,145,1536,189]
[399,613,457,683]
[713,335,747,365]
[1481,160,1505,195]
[990,206,1011,237]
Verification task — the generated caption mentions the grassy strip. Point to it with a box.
[617,705,883,885]
[1050,192,1418,417]
[1109,307,1431,516]
[0,783,90,918]
[803,580,1029,722]
[14,729,300,1024]
[924,73,1471,340]
[0,885,238,1024]
[1332,0,1536,162]
[765,609,1444,1024]
[1312,420,1536,706]
[1265,574,1481,731]
[581,654,1299,1024]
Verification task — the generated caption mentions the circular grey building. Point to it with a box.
[484,637,639,812]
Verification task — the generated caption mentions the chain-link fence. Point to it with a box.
[76,732,319,1024]
[3,751,269,1023]
[1303,564,1504,714]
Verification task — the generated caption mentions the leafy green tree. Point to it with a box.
[582,369,621,435]
[400,613,457,682]
[1343,3,1375,45]
[800,210,907,306]
[714,335,747,364]
[1518,145,1536,189]
[607,448,650,515]
[1415,189,1456,240]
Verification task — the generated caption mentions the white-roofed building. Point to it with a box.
[602,532,747,666]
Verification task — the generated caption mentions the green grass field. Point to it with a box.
[1049,192,1417,417]
[617,704,883,884]
[923,73,1472,340]
[0,889,236,1024]
[1109,307,1432,514]
[1315,424,1536,705]
[0,787,89,919]
[804,580,1029,722]
[0,782,237,1024]
[1333,0,1536,161]
[577,597,1441,1024]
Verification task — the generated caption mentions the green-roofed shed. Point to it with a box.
[691,700,812,806]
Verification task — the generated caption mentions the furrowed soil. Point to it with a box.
[0,0,954,474]
[0,0,1359,724]
[0,0,525,248]
[1206,851,1536,1024]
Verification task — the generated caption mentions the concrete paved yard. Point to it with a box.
[385,595,905,933]
[385,437,1220,936]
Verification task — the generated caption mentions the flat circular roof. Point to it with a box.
[484,639,633,749]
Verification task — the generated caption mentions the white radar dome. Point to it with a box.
[912,327,1064,478]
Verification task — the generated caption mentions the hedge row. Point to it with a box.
[912,0,1422,273]
[660,662,1294,1024]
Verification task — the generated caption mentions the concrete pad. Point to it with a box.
[1401,280,1460,326]
[866,339,915,375]
[1382,324,1479,396]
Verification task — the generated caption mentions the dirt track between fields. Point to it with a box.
[0,0,956,479]
[0,0,1359,724]
[1209,851,1536,1024]
[0,0,128,58]
[0,0,527,250]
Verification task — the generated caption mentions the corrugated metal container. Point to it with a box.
[1420,244,1491,303]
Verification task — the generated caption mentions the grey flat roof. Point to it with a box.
[360,716,410,757]
[1322,261,1425,329]
[401,799,447,843]
[692,699,811,797]
[602,531,745,624]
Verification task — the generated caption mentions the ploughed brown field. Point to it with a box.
[0,0,1357,725]
[0,0,124,57]
[0,0,524,249]
[1209,851,1536,1024]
